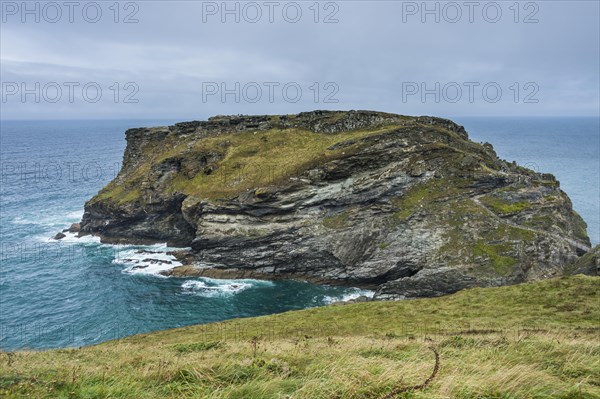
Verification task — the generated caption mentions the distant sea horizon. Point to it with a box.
[0,115,598,351]
[1,114,599,122]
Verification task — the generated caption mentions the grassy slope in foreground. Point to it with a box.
[2,276,599,399]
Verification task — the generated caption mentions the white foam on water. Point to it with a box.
[59,232,100,244]
[38,231,101,244]
[25,210,85,243]
[114,244,185,276]
[181,277,273,297]
[322,288,375,305]
[65,210,84,220]
[13,209,82,227]
[38,222,187,277]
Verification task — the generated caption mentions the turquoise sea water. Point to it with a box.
[0,117,598,350]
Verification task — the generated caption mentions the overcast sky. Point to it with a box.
[1,0,598,120]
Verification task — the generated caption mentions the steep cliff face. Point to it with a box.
[79,110,592,298]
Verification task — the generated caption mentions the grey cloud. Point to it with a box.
[1,0,598,119]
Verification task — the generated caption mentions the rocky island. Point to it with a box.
[74,110,595,299]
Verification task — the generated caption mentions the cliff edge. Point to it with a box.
[77,110,592,298]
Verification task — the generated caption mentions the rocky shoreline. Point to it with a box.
[56,110,596,299]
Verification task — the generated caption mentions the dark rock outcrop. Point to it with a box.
[568,245,599,276]
[78,110,593,298]
[68,223,80,233]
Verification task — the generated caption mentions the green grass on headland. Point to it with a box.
[1,275,599,398]
[93,124,403,204]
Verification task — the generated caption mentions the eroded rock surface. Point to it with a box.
[78,110,592,298]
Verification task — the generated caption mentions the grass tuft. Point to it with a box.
[172,341,223,354]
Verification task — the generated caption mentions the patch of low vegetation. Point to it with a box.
[92,124,403,205]
[390,177,468,222]
[524,214,563,231]
[172,341,223,354]
[2,276,598,398]
[473,240,518,275]
[480,195,531,215]
[322,211,350,230]
[94,184,140,205]
[539,180,560,188]
[433,197,536,271]
[574,214,591,242]
[89,114,502,207]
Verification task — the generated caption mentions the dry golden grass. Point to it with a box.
[1,275,599,398]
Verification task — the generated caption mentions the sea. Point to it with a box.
[0,117,598,351]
